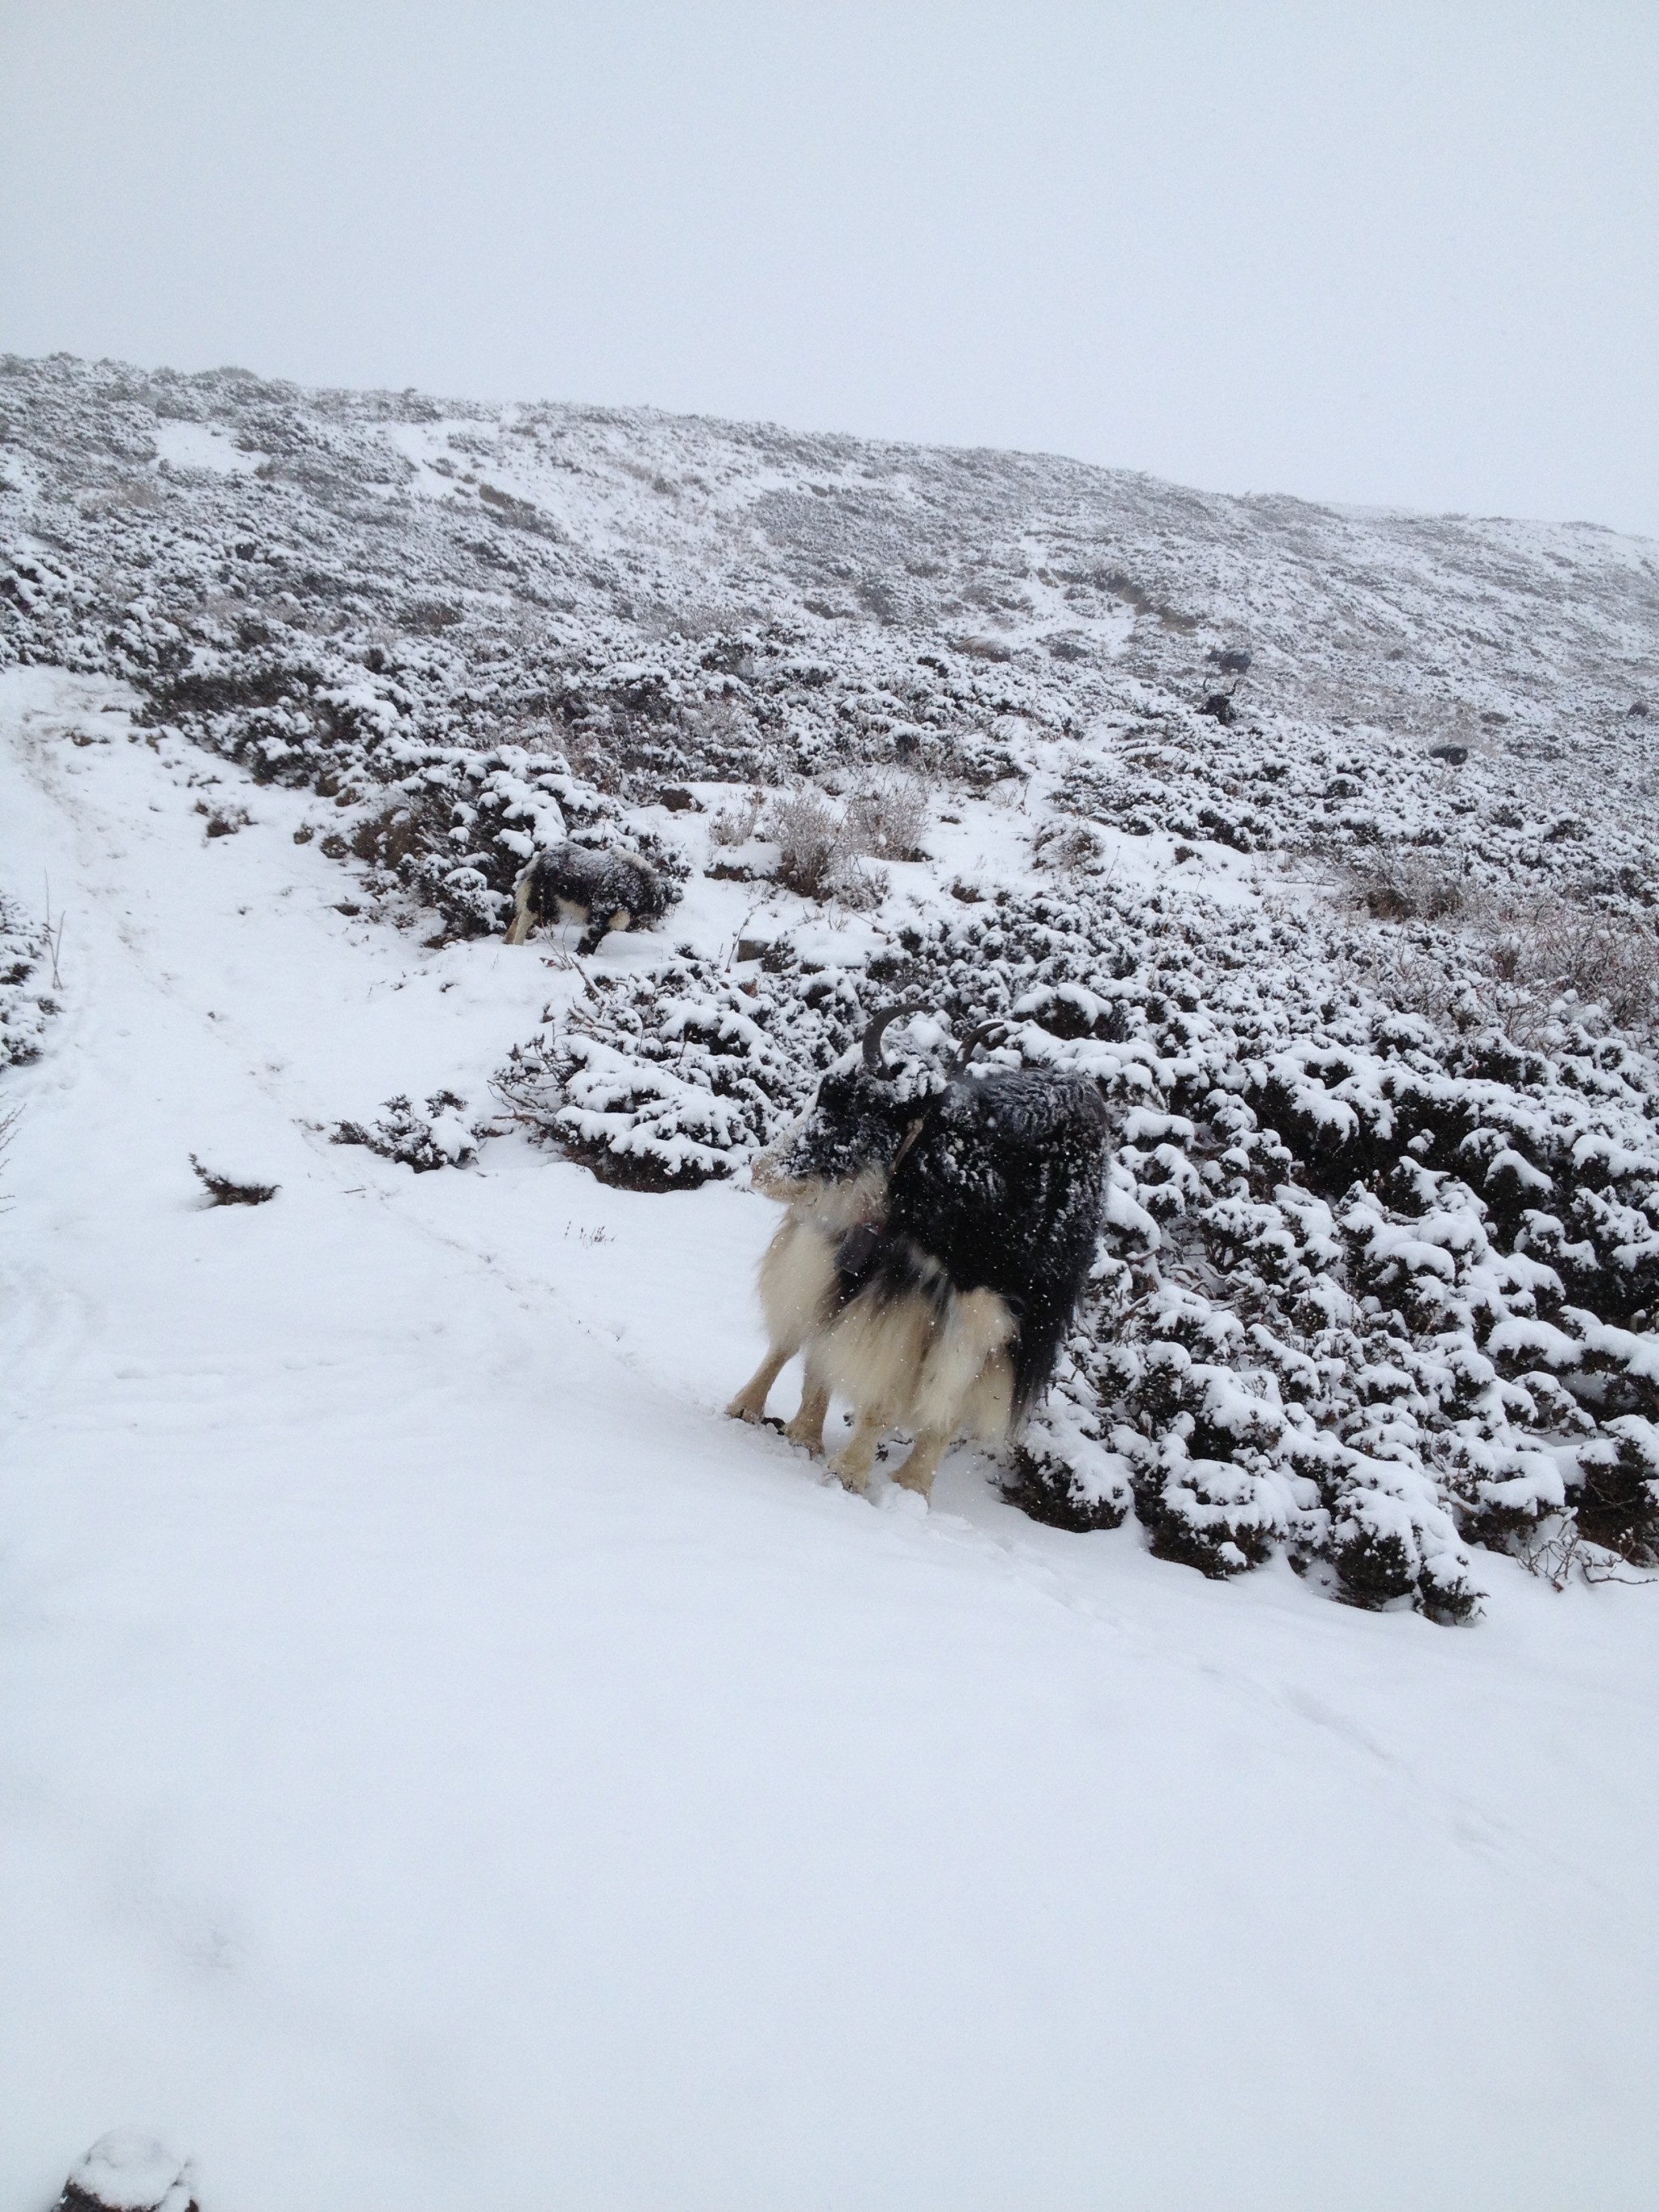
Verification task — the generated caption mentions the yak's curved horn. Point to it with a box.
[953,1019,1008,1073]
[862,1004,915,1077]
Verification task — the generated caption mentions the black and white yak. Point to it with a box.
[504,842,675,954]
[727,1010,1110,1499]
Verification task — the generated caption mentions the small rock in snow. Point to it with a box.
[54,2132,199,2212]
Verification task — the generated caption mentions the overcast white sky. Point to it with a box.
[2,1,1655,536]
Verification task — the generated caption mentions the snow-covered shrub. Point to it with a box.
[1568,1416,1659,1563]
[0,1101,19,1214]
[0,896,58,1067]
[190,1155,278,1206]
[1491,902,1659,1034]
[767,789,844,899]
[761,784,898,908]
[1350,851,1469,923]
[334,1091,479,1171]
[493,956,876,1189]
[825,856,887,912]
[1002,1352,1134,1531]
[1343,874,1659,1041]
[1033,819,1107,875]
[708,788,765,847]
[844,771,929,862]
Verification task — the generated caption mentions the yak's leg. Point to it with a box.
[828,1405,886,1494]
[891,1426,952,1501]
[784,1366,830,1454]
[503,876,536,945]
[726,1345,791,1424]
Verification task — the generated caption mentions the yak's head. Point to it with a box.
[629,860,680,926]
[749,1006,952,1221]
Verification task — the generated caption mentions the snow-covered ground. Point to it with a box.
[5,657,1659,2211]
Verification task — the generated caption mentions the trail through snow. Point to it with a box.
[2,670,1657,2210]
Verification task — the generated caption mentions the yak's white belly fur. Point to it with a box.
[817,1261,1016,1445]
[756,1210,842,1353]
[734,1140,1016,1494]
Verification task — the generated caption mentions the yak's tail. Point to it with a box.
[1009,1289,1074,1424]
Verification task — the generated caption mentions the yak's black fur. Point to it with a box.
[872,1070,1110,1416]
[510,842,676,953]
[765,1055,937,1188]
[780,1045,1110,1420]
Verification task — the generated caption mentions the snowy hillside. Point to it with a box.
[2,357,1659,2210]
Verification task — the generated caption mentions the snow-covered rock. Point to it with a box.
[55,2133,198,2212]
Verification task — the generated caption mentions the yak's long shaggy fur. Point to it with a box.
[728,1014,1111,1497]
[872,1069,1110,1419]
[505,842,676,954]
[813,1245,1017,1461]
[723,1059,927,1436]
